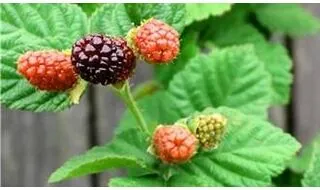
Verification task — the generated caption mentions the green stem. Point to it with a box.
[111,81,150,135]
[132,80,161,101]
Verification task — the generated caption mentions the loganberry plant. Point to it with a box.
[1,3,320,187]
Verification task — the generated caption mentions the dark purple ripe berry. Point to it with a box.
[71,34,136,85]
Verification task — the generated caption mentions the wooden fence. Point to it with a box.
[1,4,320,187]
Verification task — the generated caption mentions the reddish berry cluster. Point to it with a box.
[152,125,198,164]
[131,18,180,64]
[71,34,136,85]
[17,19,180,91]
[17,51,77,91]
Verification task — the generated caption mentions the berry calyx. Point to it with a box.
[189,114,227,150]
[151,124,198,164]
[128,18,180,64]
[17,50,77,91]
[71,34,136,85]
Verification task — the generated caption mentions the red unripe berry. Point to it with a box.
[152,125,198,164]
[131,18,180,64]
[17,50,77,91]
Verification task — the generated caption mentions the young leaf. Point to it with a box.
[91,3,186,36]
[109,175,165,187]
[0,4,88,112]
[302,147,320,186]
[154,30,200,88]
[202,22,292,105]
[185,3,232,26]
[254,4,320,37]
[168,107,301,186]
[166,45,272,118]
[48,129,156,183]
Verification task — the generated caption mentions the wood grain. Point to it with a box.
[1,95,91,186]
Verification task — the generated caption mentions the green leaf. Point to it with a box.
[168,107,301,186]
[78,3,101,16]
[290,133,320,173]
[254,42,292,104]
[198,4,252,35]
[254,4,320,36]
[167,5,253,92]
[0,4,88,112]
[202,23,264,46]
[49,129,156,183]
[90,4,133,36]
[154,30,200,88]
[109,175,165,187]
[117,106,300,186]
[302,145,320,186]
[185,3,232,26]
[118,45,272,136]
[166,45,272,118]
[202,22,292,105]
[124,3,186,33]
[90,3,186,36]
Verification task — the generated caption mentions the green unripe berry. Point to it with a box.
[187,113,227,150]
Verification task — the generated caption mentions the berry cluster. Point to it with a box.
[17,19,179,90]
[14,17,229,165]
[152,125,198,164]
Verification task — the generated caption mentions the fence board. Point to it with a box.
[292,4,320,144]
[269,106,287,130]
[1,94,91,187]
